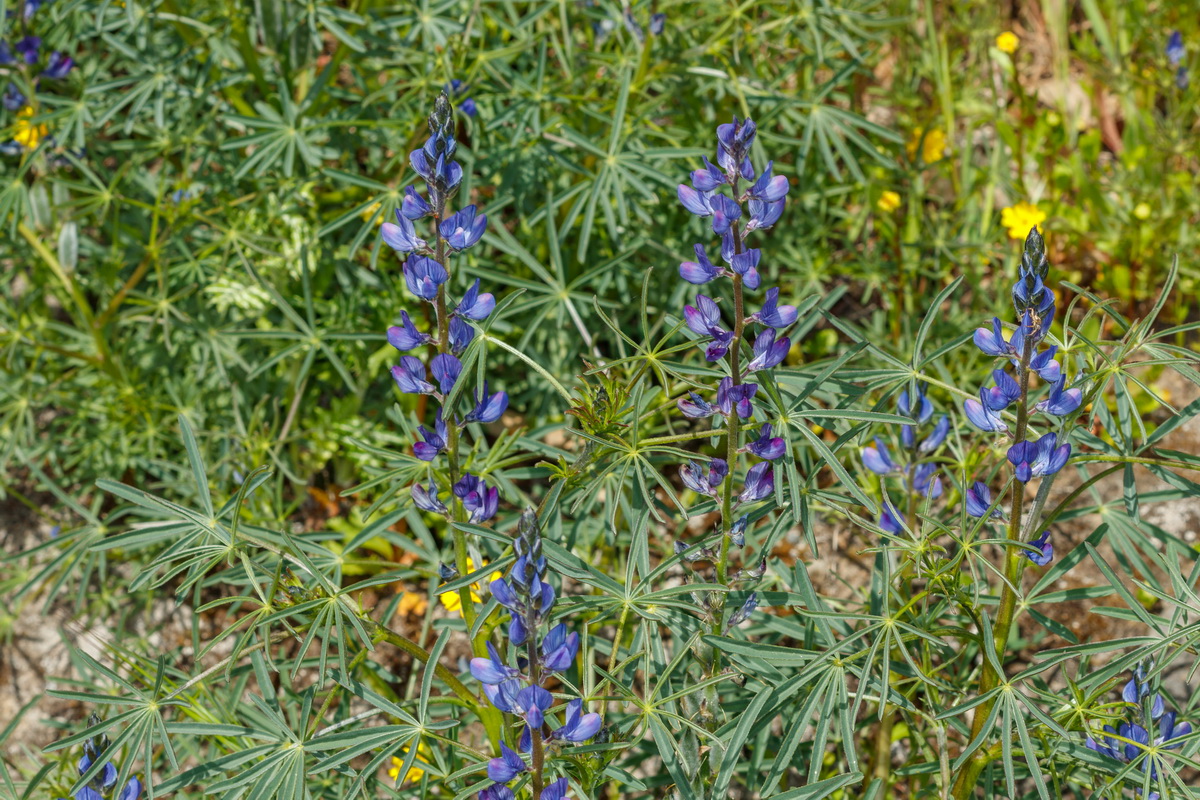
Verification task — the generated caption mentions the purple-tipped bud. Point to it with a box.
[1022,530,1053,566]
[411,483,448,514]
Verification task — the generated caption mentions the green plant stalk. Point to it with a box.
[716,215,747,593]
[525,605,546,798]
[952,335,1034,800]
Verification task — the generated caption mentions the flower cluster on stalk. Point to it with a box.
[470,509,600,800]
[860,384,949,533]
[1,0,74,153]
[963,227,1081,565]
[56,714,142,800]
[1086,664,1192,799]
[382,92,506,524]
[671,115,793,628]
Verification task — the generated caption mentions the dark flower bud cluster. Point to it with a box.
[1086,664,1191,795]
[962,227,1083,565]
[470,509,599,800]
[57,714,142,800]
[860,384,950,533]
[381,93,506,525]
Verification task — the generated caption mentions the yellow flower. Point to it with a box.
[13,107,47,150]
[439,558,503,614]
[1132,202,1151,221]
[906,127,948,164]
[397,591,429,618]
[995,31,1019,54]
[360,201,385,225]
[388,741,433,785]
[876,190,901,213]
[999,202,1046,240]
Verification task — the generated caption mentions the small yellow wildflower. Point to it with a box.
[388,741,433,784]
[995,32,1019,54]
[13,107,47,150]
[906,127,948,165]
[999,202,1046,240]
[360,201,385,225]
[397,591,429,618]
[1132,202,1151,221]
[439,558,503,614]
[876,190,901,213]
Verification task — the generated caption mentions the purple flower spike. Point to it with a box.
[755,287,797,327]
[748,161,790,202]
[690,156,726,191]
[965,481,1003,519]
[1035,376,1082,417]
[430,353,462,394]
[411,483,448,514]
[391,356,435,394]
[403,256,449,300]
[382,211,429,255]
[678,391,718,419]
[746,198,784,232]
[746,328,789,372]
[440,205,487,250]
[465,382,508,424]
[387,310,432,351]
[414,412,449,461]
[862,437,897,475]
[737,462,774,505]
[678,185,715,217]
[488,743,528,783]
[401,185,431,219]
[679,243,723,284]
[710,194,742,235]
[470,642,519,685]
[1022,530,1053,566]
[550,699,601,744]
[964,389,1007,433]
[745,423,786,460]
[454,278,496,320]
[717,377,757,419]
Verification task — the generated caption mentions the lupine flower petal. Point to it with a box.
[411,483,447,514]
[746,198,784,231]
[690,156,725,191]
[401,185,431,219]
[919,415,950,452]
[679,243,723,284]
[973,318,1009,356]
[862,437,896,474]
[487,743,527,783]
[678,392,717,418]
[383,212,429,255]
[964,391,1007,432]
[403,256,449,300]
[746,424,786,460]
[756,287,797,327]
[1035,377,1082,417]
[465,382,508,424]
[710,194,742,235]
[677,185,714,216]
[1022,530,1053,566]
[746,328,789,372]
[454,278,496,320]
[440,206,488,250]
[430,353,462,394]
[387,311,431,351]
[541,778,571,800]
[737,463,774,504]
[392,356,434,394]
[965,482,1002,519]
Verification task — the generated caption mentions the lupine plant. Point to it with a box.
[7,6,1200,800]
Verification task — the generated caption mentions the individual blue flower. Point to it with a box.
[440,205,487,250]
[745,328,789,372]
[745,423,785,460]
[464,382,508,424]
[403,256,449,301]
[728,247,762,289]
[679,243,723,284]
[430,353,461,394]
[414,412,448,461]
[2,83,24,111]
[1035,376,1082,416]
[387,310,432,351]
[449,317,474,353]
[918,415,950,452]
[984,368,1021,410]
[401,185,431,219]
[1006,432,1070,483]
[862,437,897,475]
[964,481,1003,519]
[746,198,784,232]
[1167,31,1185,66]
[678,391,718,419]
[410,149,463,194]
[540,778,570,800]
[677,185,715,217]
[752,287,797,327]
[726,592,758,628]
[680,459,728,497]
[480,784,516,800]
[549,698,601,743]
[483,677,523,714]
[392,356,435,394]
[729,515,748,547]
[78,755,118,792]
[690,156,725,191]
[453,473,499,523]
[541,623,579,672]
[470,642,519,684]
[716,377,756,419]
[748,161,789,202]
[411,483,448,514]
[514,684,554,728]
[15,35,40,64]
[710,194,742,235]
[382,210,429,254]
[911,463,942,498]
[716,117,756,171]
[488,743,528,783]
[1029,345,1061,382]
[878,502,902,533]
[42,51,73,79]
[683,294,734,360]
[964,389,1007,433]
[1022,531,1053,566]
[898,388,934,424]
[737,463,774,504]
[454,278,496,320]
[973,317,1011,357]
[649,12,665,35]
